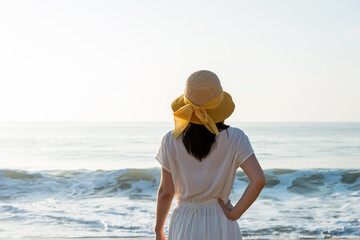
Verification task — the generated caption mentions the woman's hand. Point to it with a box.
[217,198,240,221]
[155,229,166,240]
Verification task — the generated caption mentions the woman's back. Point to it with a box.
[156,127,254,203]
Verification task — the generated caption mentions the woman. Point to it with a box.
[154,70,266,240]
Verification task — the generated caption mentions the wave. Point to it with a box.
[0,168,359,201]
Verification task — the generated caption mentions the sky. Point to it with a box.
[0,0,359,122]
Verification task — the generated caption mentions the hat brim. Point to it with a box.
[171,91,235,124]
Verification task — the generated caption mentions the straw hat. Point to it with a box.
[171,70,235,138]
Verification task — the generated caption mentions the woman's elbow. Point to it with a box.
[158,186,175,198]
[250,175,266,189]
[256,177,266,189]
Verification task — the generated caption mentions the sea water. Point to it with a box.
[0,122,359,239]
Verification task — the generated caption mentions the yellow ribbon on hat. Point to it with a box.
[173,92,224,138]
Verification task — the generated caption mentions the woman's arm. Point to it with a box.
[218,153,266,221]
[154,167,175,239]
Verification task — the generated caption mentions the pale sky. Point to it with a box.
[0,0,359,122]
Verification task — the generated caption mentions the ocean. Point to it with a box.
[0,122,359,239]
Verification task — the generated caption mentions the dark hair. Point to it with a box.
[182,122,229,161]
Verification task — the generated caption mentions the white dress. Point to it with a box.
[156,127,254,240]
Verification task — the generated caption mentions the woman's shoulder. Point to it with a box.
[224,126,246,137]
[222,126,251,145]
[161,130,174,141]
[161,130,179,145]
[163,130,173,137]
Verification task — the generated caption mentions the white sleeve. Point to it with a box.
[155,134,172,173]
[235,132,254,168]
